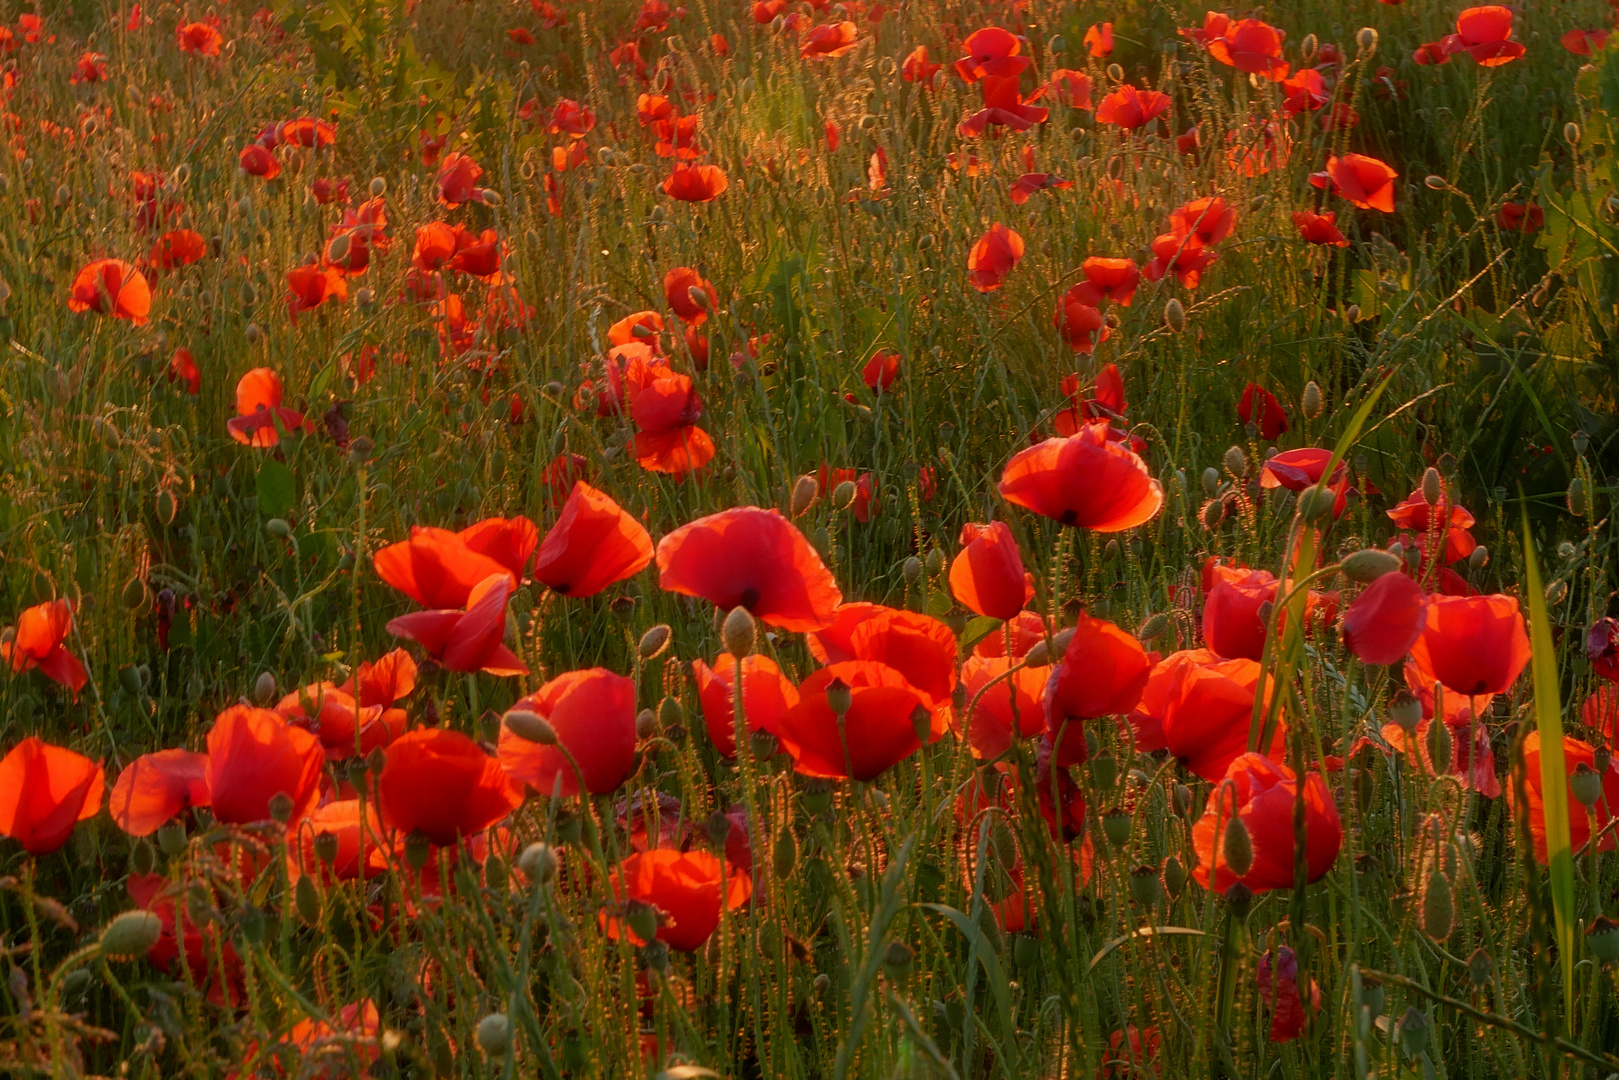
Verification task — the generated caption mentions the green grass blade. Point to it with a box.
[1520,502,1575,1023]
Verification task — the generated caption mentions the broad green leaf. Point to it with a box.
[256,458,297,519]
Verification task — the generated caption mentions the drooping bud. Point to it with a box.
[722,605,757,658]
[518,842,559,884]
[1298,484,1336,524]
[832,480,858,510]
[1201,466,1220,495]
[658,696,685,729]
[505,710,558,745]
[790,474,819,517]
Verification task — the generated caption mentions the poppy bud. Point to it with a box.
[295,874,321,925]
[326,231,351,264]
[1345,304,1360,322]
[625,900,659,943]
[773,828,797,878]
[1106,63,1124,81]
[925,548,945,576]
[1298,484,1335,524]
[1588,915,1619,964]
[476,1013,512,1055]
[1162,854,1187,899]
[54,184,71,208]
[245,323,263,345]
[1172,782,1193,818]
[1223,881,1252,916]
[356,287,376,311]
[1301,381,1323,419]
[505,709,558,745]
[519,842,560,884]
[1420,868,1453,942]
[404,831,432,871]
[121,577,150,612]
[155,488,179,526]
[832,480,857,510]
[1342,549,1403,583]
[1571,762,1603,809]
[100,910,163,961]
[786,474,819,518]
[883,940,914,980]
[1300,33,1318,61]
[1568,477,1587,518]
[638,624,672,659]
[1101,806,1132,848]
[1565,122,1582,147]
[313,830,339,865]
[1421,467,1443,506]
[1355,26,1378,54]
[656,696,685,734]
[156,819,187,857]
[1129,863,1161,906]
[1425,720,1453,775]
[1467,947,1493,985]
[481,189,502,207]
[1138,612,1172,642]
[1398,1007,1428,1058]
[266,518,292,539]
[825,677,853,718]
[130,838,156,876]
[1222,814,1253,877]
[251,670,277,705]
[1223,445,1247,479]
[1200,466,1220,496]
[722,605,757,658]
[1164,298,1185,332]
[1423,175,1448,191]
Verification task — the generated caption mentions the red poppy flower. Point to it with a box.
[949,521,1033,621]
[1084,22,1113,57]
[959,75,1050,136]
[1562,29,1608,56]
[378,728,523,846]
[1192,753,1341,891]
[605,849,752,951]
[3,599,89,696]
[1442,6,1524,66]
[1144,232,1216,289]
[1497,201,1544,234]
[70,51,105,83]
[148,229,206,271]
[656,507,842,631]
[1281,69,1329,114]
[954,654,1047,759]
[663,163,729,202]
[437,152,485,207]
[311,177,351,204]
[1514,733,1619,863]
[861,349,902,391]
[902,45,942,85]
[1380,714,1500,797]
[238,143,281,179]
[450,229,507,282]
[1293,209,1349,247]
[1047,68,1093,109]
[1179,11,1231,47]
[176,21,223,55]
[286,262,348,322]
[1054,290,1107,354]
[67,259,151,324]
[1257,947,1322,1042]
[1170,197,1237,245]
[1310,154,1397,212]
[226,367,313,447]
[692,654,799,757]
[1160,654,1281,780]
[1589,618,1619,684]
[279,118,336,147]
[1260,448,1343,492]
[1408,593,1530,698]
[412,222,459,273]
[1342,570,1425,665]
[1413,40,1452,65]
[204,705,324,828]
[1126,648,1213,752]
[1095,85,1172,129]
[775,661,926,780]
[801,20,858,58]
[167,348,201,395]
[1207,18,1289,80]
[967,224,1025,292]
[0,738,104,855]
[275,684,402,762]
[1101,1027,1162,1077]
[385,574,530,676]
[1238,382,1289,439]
[547,99,596,137]
[1202,566,1279,661]
[999,423,1163,531]
[1585,684,1619,743]
[532,482,654,597]
[1073,257,1140,307]
[954,27,1029,82]
[1043,613,1153,765]
[664,267,717,325]
[497,668,637,796]
[109,749,210,836]
[374,520,533,608]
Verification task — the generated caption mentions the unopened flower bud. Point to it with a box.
[518,842,559,884]
[636,708,657,739]
[295,874,321,925]
[100,910,163,960]
[638,624,671,659]
[1342,548,1402,583]
[1566,121,1582,147]
[772,828,797,878]
[832,479,858,510]
[1356,26,1378,54]
[1421,467,1443,506]
[1224,445,1247,478]
[722,605,757,657]
[504,709,558,745]
[1222,815,1253,878]
[1201,466,1220,495]
[1161,854,1187,899]
[1164,298,1185,332]
[1421,868,1453,941]
[476,1013,512,1055]
[1568,476,1587,518]
[790,473,819,517]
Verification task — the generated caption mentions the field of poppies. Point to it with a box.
[1,0,1617,1077]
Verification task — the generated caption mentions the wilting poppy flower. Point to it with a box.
[176,20,223,54]
[71,52,105,83]
[902,45,942,85]
[1589,618,1619,684]
[437,152,485,207]
[1260,448,1343,492]
[959,74,1050,136]
[167,348,201,395]
[532,482,654,597]
[1293,209,1349,247]
[4,599,89,696]
[226,367,313,447]
[109,748,210,836]
[663,163,729,202]
[67,259,151,324]
[605,849,752,951]
[1342,571,1425,665]
[1084,22,1113,57]
[693,654,799,757]
[1514,732,1619,862]
[497,668,637,796]
[1047,69,1093,109]
[775,662,927,780]
[148,229,206,271]
[1310,154,1397,212]
[1192,752,1341,891]
[387,574,529,676]
[1095,85,1172,129]
[238,143,281,179]
[1257,947,1322,1042]
[955,654,1047,759]
[1144,232,1217,289]
[656,507,842,631]
[967,224,1024,293]
[1170,197,1237,245]
[1498,201,1544,234]
[999,423,1163,531]
[1442,6,1524,66]
[1408,593,1530,698]
[1160,654,1280,780]
[1207,18,1289,80]
[1043,614,1153,765]
[377,728,522,846]
[1074,257,1140,307]
[954,27,1029,82]
[204,705,324,828]
[0,738,104,855]
[1563,29,1608,56]
[801,20,858,59]
[1380,713,1500,797]
[949,521,1033,621]
[374,520,533,608]
[1238,382,1289,439]
[664,267,717,325]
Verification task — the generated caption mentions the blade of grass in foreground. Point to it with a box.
[1519,502,1575,1024]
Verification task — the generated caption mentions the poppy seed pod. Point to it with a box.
[313,830,339,865]
[1102,806,1132,847]
[1221,814,1254,877]
[1387,691,1422,732]
[902,556,922,585]
[1129,863,1162,906]
[824,677,853,717]
[1588,916,1619,964]
[638,624,672,659]
[1223,445,1247,478]
[1570,762,1603,808]
[1164,298,1185,332]
[505,709,558,745]
[1465,948,1493,985]
[156,819,187,856]
[722,605,757,657]
[99,910,163,961]
[1342,549,1403,583]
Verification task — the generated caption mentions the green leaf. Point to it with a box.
[256,459,297,519]
[1519,502,1575,1024]
[962,616,1002,652]
[308,361,336,404]
[916,902,1014,1040]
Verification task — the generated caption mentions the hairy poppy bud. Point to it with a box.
[54,184,71,208]
[772,828,797,878]
[1106,62,1124,82]
[1048,34,1066,54]
[100,910,163,961]
[295,874,321,925]
[1423,175,1448,191]
[1565,122,1582,147]
[638,624,672,659]
[832,480,857,510]
[1172,782,1193,818]
[1342,548,1402,583]
[505,710,558,745]
[245,323,263,345]
[476,1013,511,1055]
[519,842,559,884]
[658,696,685,732]
[1302,381,1323,419]
[1222,815,1253,878]
[1201,466,1220,495]
[325,231,351,264]
[1223,445,1247,479]
[1425,719,1453,775]
[1164,298,1185,332]
[355,287,376,311]
[1129,864,1161,906]
[722,605,757,657]
[1571,762,1603,809]
[1421,467,1443,507]
[1568,476,1587,518]
[1298,484,1336,524]
[121,577,150,611]
[1300,33,1318,61]
[1420,868,1453,941]
[1162,854,1187,899]
[266,517,292,539]
[825,677,853,717]
[155,488,179,526]
[789,474,819,517]
[1588,915,1619,964]
[130,838,156,876]
[1138,612,1172,642]
[898,556,921,586]
[636,708,658,740]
